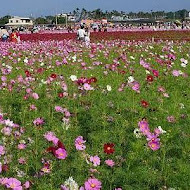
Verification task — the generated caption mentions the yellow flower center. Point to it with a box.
[91,183,96,188]
[10,184,15,188]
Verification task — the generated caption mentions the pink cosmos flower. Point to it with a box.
[138,120,150,135]
[23,181,30,189]
[167,116,176,123]
[0,177,8,185]
[55,106,64,113]
[0,145,5,155]
[32,92,39,99]
[18,144,26,150]
[148,140,160,151]
[18,157,26,164]
[33,118,44,126]
[75,136,86,150]
[105,159,115,167]
[55,148,67,160]
[172,70,180,77]
[131,81,140,93]
[84,178,102,190]
[61,185,69,190]
[6,178,22,190]
[44,131,59,144]
[1,127,12,136]
[83,83,94,91]
[29,104,37,110]
[90,156,101,167]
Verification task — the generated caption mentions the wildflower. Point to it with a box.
[6,178,22,190]
[133,128,142,138]
[44,131,59,144]
[75,136,86,150]
[106,85,112,91]
[32,92,39,99]
[84,178,102,190]
[104,143,115,154]
[90,156,101,167]
[167,116,176,123]
[0,146,5,155]
[128,76,135,83]
[83,83,94,91]
[141,100,149,108]
[50,73,57,79]
[63,177,79,190]
[70,75,78,81]
[18,144,26,150]
[146,75,154,82]
[33,117,44,126]
[138,120,150,134]
[172,70,180,77]
[55,148,67,160]
[148,140,160,151]
[105,159,115,167]
[23,181,30,189]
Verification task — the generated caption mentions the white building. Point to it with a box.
[5,16,33,27]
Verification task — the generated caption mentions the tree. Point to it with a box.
[0,15,11,25]
[35,17,48,24]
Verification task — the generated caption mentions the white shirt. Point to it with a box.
[77,29,86,38]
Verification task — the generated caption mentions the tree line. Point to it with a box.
[0,9,189,25]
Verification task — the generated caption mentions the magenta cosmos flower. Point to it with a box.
[55,148,67,160]
[6,178,22,190]
[84,178,102,190]
[138,120,150,135]
[75,136,86,150]
[148,140,160,151]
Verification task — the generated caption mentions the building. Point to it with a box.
[5,16,33,27]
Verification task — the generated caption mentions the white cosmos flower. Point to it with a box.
[158,126,166,134]
[106,85,112,91]
[70,75,77,81]
[145,70,150,74]
[181,63,187,67]
[24,58,28,63]
[130,56,135,60]
[128,76,135,83]
[72,55,77,62]
[134,128,142,138]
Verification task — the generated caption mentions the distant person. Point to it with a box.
[10,29,20,43]
[1,28,9,42]
[77,25,86,41]
[84,27,90,45]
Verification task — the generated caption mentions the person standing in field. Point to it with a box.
[77,25,86,41]
[10,29,20,43]
[84,27,90,45]
[1,28,9,42]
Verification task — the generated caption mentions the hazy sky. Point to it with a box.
[0,0,189,17]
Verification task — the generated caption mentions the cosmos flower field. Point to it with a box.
[0,32,190,190]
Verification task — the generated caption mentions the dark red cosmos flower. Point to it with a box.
[58,92,64,98]
[50,74,57,79]
[146,75,154,82]
[141,100,149,108]
[2,164,9,172]
[104,143,115,154]
[89,77,97,83]
[25,70,31,77]
[37,68,44,74]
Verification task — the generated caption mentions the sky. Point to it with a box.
[0,0,189,17]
